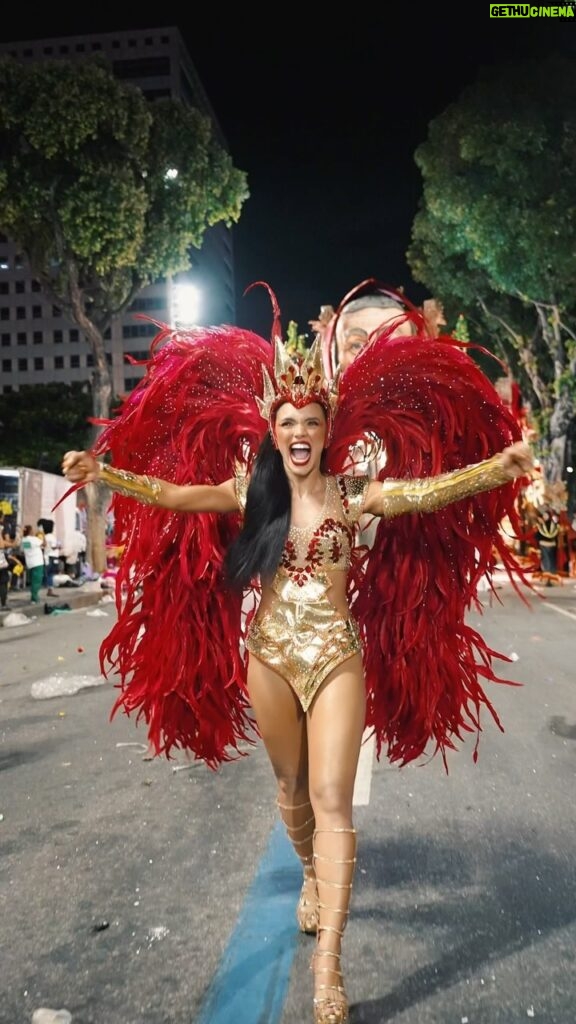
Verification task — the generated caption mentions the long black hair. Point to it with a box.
[224,432,291,590]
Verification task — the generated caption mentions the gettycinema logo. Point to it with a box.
[490,3,574,13]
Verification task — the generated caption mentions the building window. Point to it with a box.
[104,327,111,340]
[0,283,8,295]
[86,354,94,367]
[3,385,13,393]
[17,332,26,345]
[69,329,79,342]
[59,45,69,54]
[33,331,43,345]
[1,334,10,347]
[14,254,24,269]
[52,305,62,317]
[0,308,9,321]
[113,56,170,78]
[129,296,166,311]
[70,354,80,368]
[31,280,41,292]
[16,307,26,320]
[18,358,27,371]
[54,329,63,343]
[32,305,42,318]
[123,323,158,339]
[2,359,11,371]
[34,357,44,370]
[15,280,25,293]
[54,356,64,369]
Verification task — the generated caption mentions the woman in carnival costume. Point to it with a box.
[62,284,533,1024]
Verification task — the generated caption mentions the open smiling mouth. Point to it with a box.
[290,443,311,464]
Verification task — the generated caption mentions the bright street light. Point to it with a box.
[169,280,201,328]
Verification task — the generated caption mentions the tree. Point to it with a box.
[407,54,576,498]
[0,382,92,472]
[0,56,249,567]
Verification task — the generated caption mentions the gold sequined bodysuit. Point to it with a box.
[236,474,368,710]
[232,454,512,710]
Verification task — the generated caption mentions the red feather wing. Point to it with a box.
[92,325,270,768]
[326,327,530,767]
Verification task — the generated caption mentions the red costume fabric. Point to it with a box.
[82,289,528,770]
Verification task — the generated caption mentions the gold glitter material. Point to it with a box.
[236,471,368,706]
[245,571,361,710]
[98,463,161,505]
[234,469,249,510]
[378,454,511,518]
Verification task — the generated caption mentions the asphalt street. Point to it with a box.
[0,579,575,1024]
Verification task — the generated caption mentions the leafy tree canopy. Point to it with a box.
[0,56,249,332]
[407,53,576,483]
[0,381,92,473]
[409,53,576,308]
[0,56,250,566]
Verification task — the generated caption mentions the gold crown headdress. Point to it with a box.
[256,335,339,433]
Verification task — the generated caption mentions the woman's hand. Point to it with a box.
[62,451,100,484]
[499,441,534,479]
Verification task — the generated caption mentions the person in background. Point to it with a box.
[40,522,61,595]
[5,526,25,590]
[64,528,87,580]
[0,529,15,609]
[21,525,45,604]
[535,507,560,580]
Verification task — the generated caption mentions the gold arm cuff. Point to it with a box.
[380,454,511,519]
[98,463,161,505]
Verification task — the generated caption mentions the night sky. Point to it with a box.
[1,14,574,338]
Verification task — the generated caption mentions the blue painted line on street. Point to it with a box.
[195,821,301,1024]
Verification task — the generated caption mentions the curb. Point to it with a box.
[0,586,113,625]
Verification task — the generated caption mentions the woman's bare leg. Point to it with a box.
[307,654,366,1022]
[246,656,318,931]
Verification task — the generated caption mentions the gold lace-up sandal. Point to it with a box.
[311,827,357,1024]
[277,798,319,935]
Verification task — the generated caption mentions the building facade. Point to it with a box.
[0,26,236,397]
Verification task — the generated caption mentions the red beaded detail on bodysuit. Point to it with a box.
[233,471,370,586]
[280,517,353,585]
[277,475,369,585]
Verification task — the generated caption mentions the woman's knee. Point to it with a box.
[276,770,310,802]
[309,780,352,819]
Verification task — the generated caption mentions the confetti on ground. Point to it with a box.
[31,674,107,699]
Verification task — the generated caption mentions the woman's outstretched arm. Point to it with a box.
[362,441,534,519]
[61,451,238,514]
